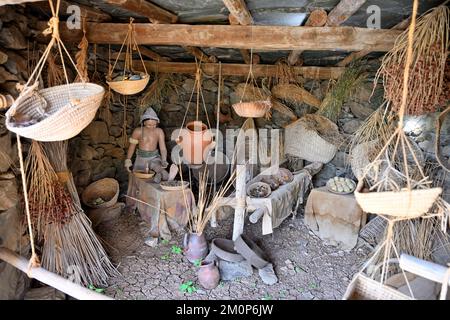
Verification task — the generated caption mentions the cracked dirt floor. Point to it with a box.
[98,210,372,300]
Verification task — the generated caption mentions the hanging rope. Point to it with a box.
[16,135,40,272]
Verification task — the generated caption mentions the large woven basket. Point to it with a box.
[5,83,104,141]
[354,180,442,218]
[81,178,119,209]
[232,100,271,118]
[107,73,149,95]
[343,274,413,300]
[284,115,338,163]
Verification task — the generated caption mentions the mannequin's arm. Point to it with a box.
[158,128,168,166]
[126,129,141,167]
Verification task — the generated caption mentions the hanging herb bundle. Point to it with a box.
[25,140,74,241]
[74,19,89,83]
[317,63,367,123]
[375,5,450,115]
[46,52,65,87]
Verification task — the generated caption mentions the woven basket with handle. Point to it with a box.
[343,274,413,300]
[284,115,338,163]
[6,83,104,141]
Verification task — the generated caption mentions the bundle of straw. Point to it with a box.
[376,5,450,115]
[26,141,74,241]
[317,63,367,122]
[43,141,119,286]
[180,166,237,235]
[139,74,178,117]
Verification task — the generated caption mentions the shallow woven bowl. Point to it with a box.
[107,73,150,95]
[160,180,189,191]
[232,100,271,118]
[6,83,104,141]
[133,170,155,180]
[354,181,442,218]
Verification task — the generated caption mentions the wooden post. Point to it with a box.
[0,247,113,300]
[232,164,246,240]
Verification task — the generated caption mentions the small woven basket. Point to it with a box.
[107,73,149,95]
[82,178,119,209]
[285,115,338,163]
[343,274,413,300]
[354,180,442,218]
[232,100,271,118]
[6,83,104,141]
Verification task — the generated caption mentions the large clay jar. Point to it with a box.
[177,121,213,166]
[183,232,208,263]
[197,260,220,290]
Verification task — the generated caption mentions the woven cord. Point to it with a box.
[16,135,40,274]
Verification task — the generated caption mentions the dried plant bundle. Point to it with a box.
[274,59,304,85]
[180,166,237,235]
[317,63,367,122]
[26,141,74,241]
[46,53,65,87]
[139,73,178,116]
[42,141,119,287]
[376,5,450,115]
[74,31,89,83]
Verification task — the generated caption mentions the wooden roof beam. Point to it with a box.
[223,0,253,25]
[28,0,112,22]
[336,18,411,67]
[37,22,402,51]
[183,46,218,63]
[224,0,259,64]
[104,0,177,24]
[326,0,367,27]
[288,9,327,66]
[134,61,345,79]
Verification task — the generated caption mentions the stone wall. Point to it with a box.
[0,5,36,299]
[67,51,450,204]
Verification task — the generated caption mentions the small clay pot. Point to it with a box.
[197,260,220,290]
[183,232,208,263]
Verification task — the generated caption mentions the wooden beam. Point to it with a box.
[288,9,327,66]
[336,18,410,67]
[139,46,170,62]
[223,0,253,25]
[1,0,44,5]
[135,61,344,79]
[104,0,177,24]
[39,22,402,51]
[326,0,367,27]
[224,1,259,64]
[30,0,112,22]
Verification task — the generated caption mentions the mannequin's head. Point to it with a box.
[143,119,158,128]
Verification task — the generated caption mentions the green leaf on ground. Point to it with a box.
[171,245,182,254]
[179,281,197,294]
[193,259,202,267]
[161,253,170,260]
[161,239,169,245]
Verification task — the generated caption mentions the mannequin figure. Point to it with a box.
[125,107,170,183]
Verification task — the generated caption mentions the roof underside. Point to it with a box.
[28,0,444,66]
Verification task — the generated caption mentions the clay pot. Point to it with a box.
[183,232,208,263]
[177,121,214,165]
[197,260,220,290]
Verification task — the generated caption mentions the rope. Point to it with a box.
[16,135,40,273]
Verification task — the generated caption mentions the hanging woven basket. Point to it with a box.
[232,100,271,118]
[354,180,442,218]
[6,83,104,141]
[284,114,340,163]
[107,18,149,96]
[107,73,150,95]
